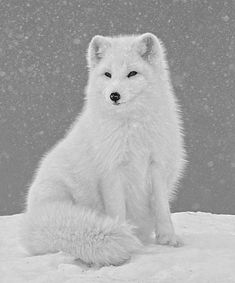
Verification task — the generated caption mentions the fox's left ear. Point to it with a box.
[87,35,111,68]
[135,33,162,64]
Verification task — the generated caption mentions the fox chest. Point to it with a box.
[95,123,154,172]
[93,124,155,223]
[98,125,154,221]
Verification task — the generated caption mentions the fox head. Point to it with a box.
[85,33,169,117]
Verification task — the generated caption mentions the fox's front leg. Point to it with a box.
[151,165,182,247]
[102,173,126,222]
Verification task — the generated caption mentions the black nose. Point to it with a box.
[110,92,121,103]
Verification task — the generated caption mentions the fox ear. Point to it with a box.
[87,35,111,68]
[135,33,161,64]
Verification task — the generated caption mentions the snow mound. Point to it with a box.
[0,212,235,283]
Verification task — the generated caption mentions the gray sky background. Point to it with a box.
[0,0,234,215]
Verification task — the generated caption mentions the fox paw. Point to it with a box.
[156,233,183,247]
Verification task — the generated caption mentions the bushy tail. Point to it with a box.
[20,201,141,266]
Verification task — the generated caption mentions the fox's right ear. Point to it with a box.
[87,35,111,68]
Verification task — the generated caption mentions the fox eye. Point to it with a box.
[127,71,138,78]
[104,72,112,78]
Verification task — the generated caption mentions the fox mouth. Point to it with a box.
[112,102,124,106]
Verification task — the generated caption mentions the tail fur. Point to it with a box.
[20,201,141,266]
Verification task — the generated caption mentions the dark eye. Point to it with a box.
[127,71,138,78]
[104,72,112,78]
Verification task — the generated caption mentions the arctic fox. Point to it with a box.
[21,33,186,266]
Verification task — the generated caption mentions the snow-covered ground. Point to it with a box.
[0,212,235,283]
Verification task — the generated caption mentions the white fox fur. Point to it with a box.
[21,33,186,266]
